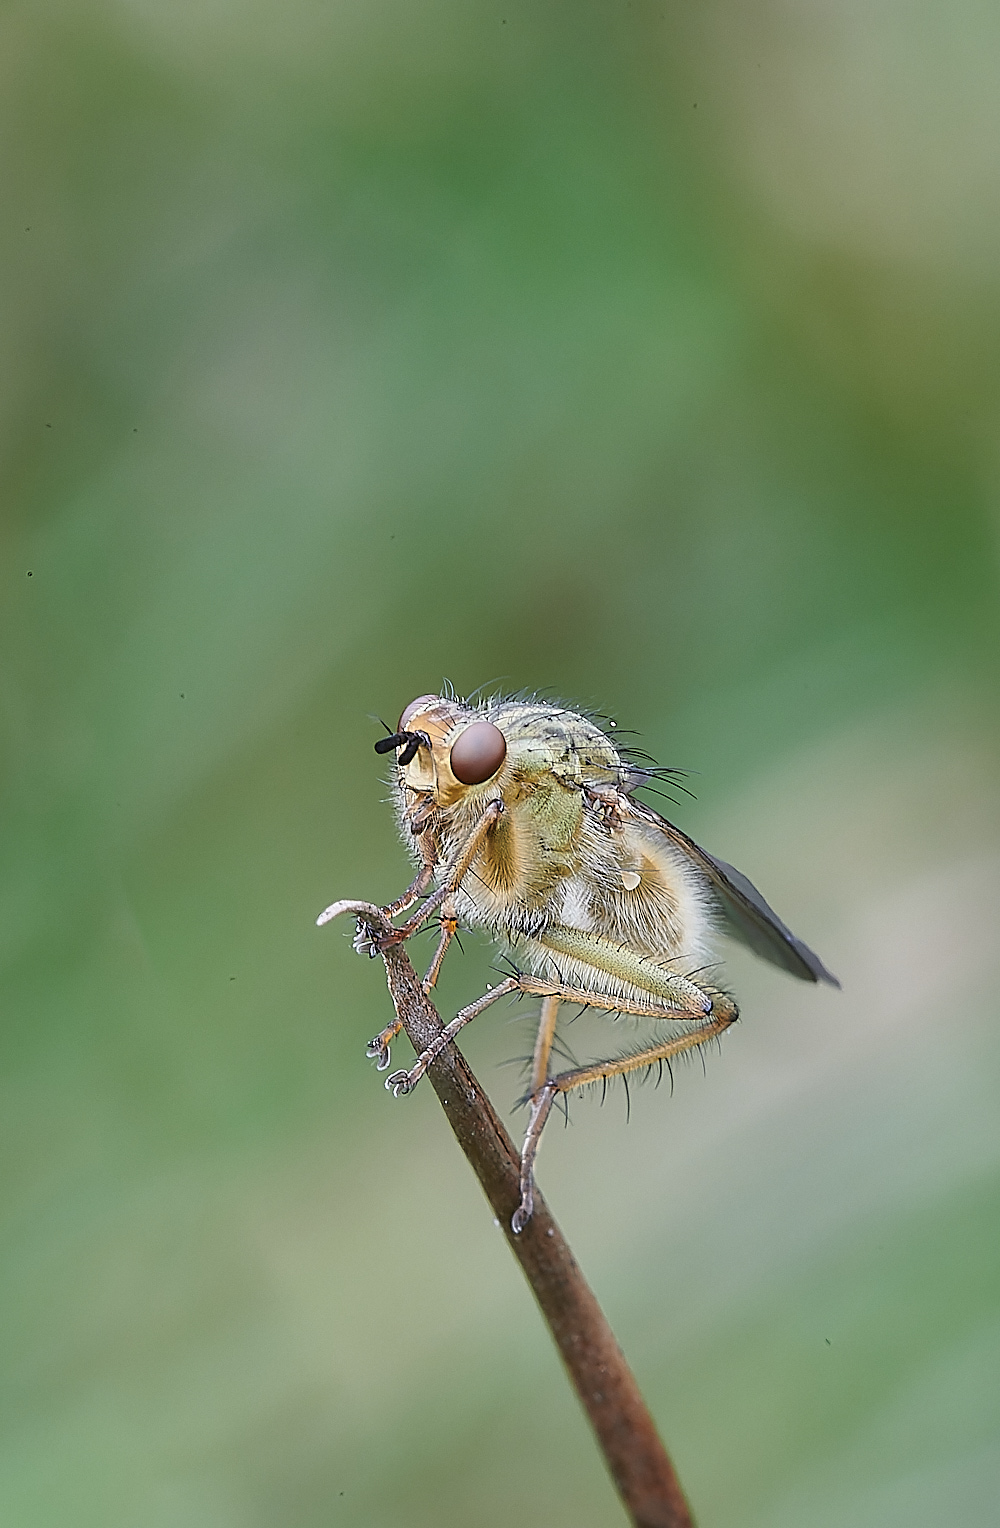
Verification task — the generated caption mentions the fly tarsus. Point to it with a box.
[385,1068,416,1097]
[366,1018,402,1071]
[352,918,380,957]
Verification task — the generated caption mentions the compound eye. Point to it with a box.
[449,721,507,785]
[398,694,439,732]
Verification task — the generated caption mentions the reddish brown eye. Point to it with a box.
[450,721,507,784]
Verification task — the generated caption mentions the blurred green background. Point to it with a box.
[3,2,999,1524]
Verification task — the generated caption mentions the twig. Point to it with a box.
[327,901,695,1528]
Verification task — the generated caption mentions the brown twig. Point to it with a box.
[330,901,695,1528]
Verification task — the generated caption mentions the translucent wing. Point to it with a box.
[629,798,840,987]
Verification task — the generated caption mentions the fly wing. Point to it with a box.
[628,799,840,987]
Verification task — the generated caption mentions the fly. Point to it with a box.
[319,692,839,1232]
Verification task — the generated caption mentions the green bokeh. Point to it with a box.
[2,3,998,1524]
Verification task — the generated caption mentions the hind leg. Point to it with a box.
[509,978,738,1233]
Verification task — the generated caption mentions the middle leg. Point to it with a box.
[382,970,699,1101]
[384,977,521,1096]
[530,994,562,1092]
[422,897,459,994]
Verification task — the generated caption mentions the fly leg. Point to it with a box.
[365,897,458,1070]
[366,805,502,1070]
[385,977,520,1096]
[520,920,722,1100]
[355,846,439,1070]
[371,799,503,951]
[382,859,435,920]
[365,1020,403,1072]
[509,968,738,1233]
[349,834,439,958]
[422,897,459,994]
[320,803,502,1072]
[382,971,565,1102]
[535,923,716,1016]
[530,994,562,1091]
[513,1009,736,1232]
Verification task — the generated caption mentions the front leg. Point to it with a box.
[366,899,459,1070]
[382,858,436,920]
[318,817,439,949]
[319,806,504,1077]
[368,799,504,952]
